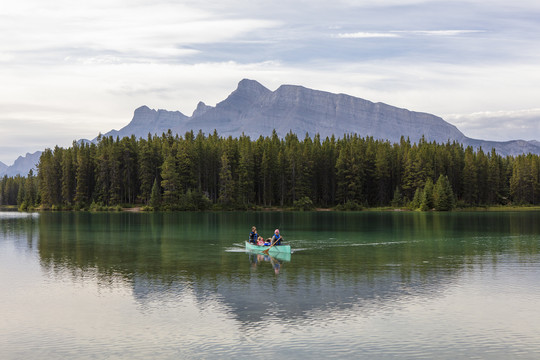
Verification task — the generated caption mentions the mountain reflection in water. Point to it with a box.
[3,211,540,359]
[10,211,535,324]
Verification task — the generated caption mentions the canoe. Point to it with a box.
[245,241,291,254]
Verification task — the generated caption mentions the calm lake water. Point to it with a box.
[2,210,540,359]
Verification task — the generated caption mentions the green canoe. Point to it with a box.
[245,241,291,254]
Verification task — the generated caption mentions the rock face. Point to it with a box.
[192,102,213,117]
[105,79,540,156]
[177,79,467,144]
[99,105,189,140]
[0,151,41,177]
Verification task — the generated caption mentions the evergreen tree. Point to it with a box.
[486,149,502,204]
[433,174,455,211]
[61,146,77,206]
[410,187,422,210]
[161,152,181,209]
[476,148,489,204]
[149,177,161,209]
[391,186,403,208]
[375,142,392,205]
[218,152,235,207]
[74,143,95,208]
[237,135,255,207]
[0,175,5,205]
[19,170,37,211]
[11,127,540,211]
[296,135,314,201]
[462,147,478,205]
[420,177,434,211]
[37,148,57,207]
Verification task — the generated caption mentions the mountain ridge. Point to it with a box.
[0,151,41,177]
[2,79,540,177]
[173,79,469,145]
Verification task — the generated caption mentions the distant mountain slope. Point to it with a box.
[0,161,7,175]
[0,151,40,177]
[98,105,189,140]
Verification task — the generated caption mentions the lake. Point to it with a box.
[1,210,540,359]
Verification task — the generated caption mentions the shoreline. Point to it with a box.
[4,205,540,213]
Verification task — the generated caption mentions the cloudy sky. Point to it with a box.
[1,0,540,164]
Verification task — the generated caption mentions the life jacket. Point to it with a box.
[249,231,258,243]
[273,234,282,244]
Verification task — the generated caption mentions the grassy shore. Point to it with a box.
[0,205,18,211]
[455,205,540,212]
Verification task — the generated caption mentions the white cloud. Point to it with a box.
[396,30,486,36]
[2,0,540,163]
[336,32,401,39]
[0,1,279,65]
[336,29,485,39]
[445,109,540,141]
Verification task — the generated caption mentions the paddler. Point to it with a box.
[270,229,283,245]
[249,226,259,244]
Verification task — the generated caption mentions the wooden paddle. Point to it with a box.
[262,237,279,255]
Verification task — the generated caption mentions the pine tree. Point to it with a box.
[74,143,95,208]
[391,186,403,207]
[476,148,489,204]
[237,136,255,207]
[486,149,502,204]
[61,146,76,206]
[420,177,434,211]
[462,147,478,205]
[161,152,181,209]
[410,187,422,210]
[218,152,235,207]
[375,142,392,205]
[433,174,455,211]
[149,177,161,209]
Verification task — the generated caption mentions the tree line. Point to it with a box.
[1,130,540,211]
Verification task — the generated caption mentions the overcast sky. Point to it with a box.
[1,0,540,164]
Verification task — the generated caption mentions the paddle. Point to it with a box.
[262,237,279,255]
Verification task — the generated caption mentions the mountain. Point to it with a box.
[98,105,189,140]
[118,79,540,156]
[0,151,41,177]
[0,161,7,175]
[3,79,540,177]
[177,79,468,145]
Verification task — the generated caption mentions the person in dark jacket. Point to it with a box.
[249,226,259,244]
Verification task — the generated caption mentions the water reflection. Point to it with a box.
[2,212,540,321]
[248,253,285,274]
[0,212,528,322]
[0,211,40,252]
[4,211,540,358]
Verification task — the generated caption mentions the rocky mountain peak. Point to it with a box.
[192,101,212,118]
[216,79,271,111]
[236,79,271,95]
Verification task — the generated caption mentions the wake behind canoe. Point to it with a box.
[245,241,291,254]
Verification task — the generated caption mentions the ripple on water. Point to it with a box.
[0,211,39,219]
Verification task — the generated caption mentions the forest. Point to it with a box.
[1,130,540,211]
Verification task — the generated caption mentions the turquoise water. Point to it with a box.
[1,211,540,359]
